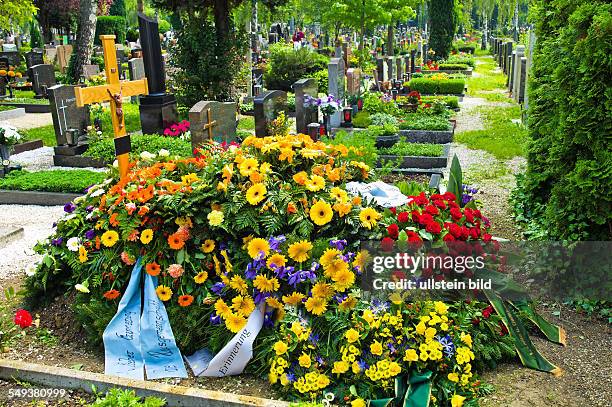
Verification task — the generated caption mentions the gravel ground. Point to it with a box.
[0,205,63,282]
[10,147,107,172]
[6,113,53,130]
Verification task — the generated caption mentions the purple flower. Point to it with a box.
[63,202,76,213]
[51,237,63,246]
[329,239,347,250]
[286,372,296,383]
[211,282,225,295]
[84,229,95,240]
[370,298,390,314]
[210,314,221,325]
[268,235,286,251]
[86,205,94,213]
[316,356,325,365]
[437,334,455,358]
[263,311,275,328]
[309,332,320,345]
[358,359,368,370]
[254,289,270,305]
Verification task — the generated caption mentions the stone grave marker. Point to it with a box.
[386,57,395,81]
[128,58,145,81]
[31,64,56,98]
[253,90,288,137]
[518,57,527,104]
[376,58,386,83]
[44,46,57,64]
[25,51,44,78]
[48,85,90,149]
[342,43,351,69]
[2,44,17,52]
[328,57,345,128]
[0,51,20,66]
[508,51,516,91]
[56,44,73,73]
[252,68,264,97]
[346,68,361,95]
[189,100,238,149]
[292,78,319,134]
[512,45,525,102]
[396,58,403,82]
[116,47,127,79]
[82,64,100,79]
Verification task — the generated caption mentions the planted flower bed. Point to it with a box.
[377,141,451,169]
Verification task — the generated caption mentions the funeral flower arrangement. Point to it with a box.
[0,121,22,146]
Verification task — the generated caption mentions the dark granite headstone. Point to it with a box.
[137,12,178,134]
[0,51,20,66]
[31,64,56,98]
[48,84,90,146]
[254,90,288,137]
[410,50,416,74]
[25,51,44,70]
[292,78,318,134]
[376,58,386,83]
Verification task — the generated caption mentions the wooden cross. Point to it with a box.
[75,35,149,179]
[203,108,217,140]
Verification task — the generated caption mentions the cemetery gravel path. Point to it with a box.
[452,67,612,406]
[6,112,53,130]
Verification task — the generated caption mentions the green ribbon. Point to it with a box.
[369,371,432,407]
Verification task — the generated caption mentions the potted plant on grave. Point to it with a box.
[0,122,22,175]
[307,94,341,134]
[398,90,421,112]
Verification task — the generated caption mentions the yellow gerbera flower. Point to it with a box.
[287,240,313,262]
[140,229,153,244]
[246,183,267,205]
[309,200,333,226]
[359,207,381,229]
[181,173,199,185]
[225,312,247,333]
[101,230,119,247]
[230,275,248,295]
[201,239,215,253]
[155,285,172,301]
[273,340,288,355]
[247,238,270,259]
[253,275,280,292]
[319,248,341,267]
[278,148,295,163]
[78,246,88,263]
[232,295,255,316]
[215,298,231,318]
[305,175,325,192]
[332,268,355,292]
[305,296,328,315]
[267,253,287,269]
[311,282,334,298]
[293,171,308,185]
[339,296,357,311]
[282,292,305,306]
[194,271,208,284]
[239,158,259,176]
[330,187,348,202]
[208,210,224,226]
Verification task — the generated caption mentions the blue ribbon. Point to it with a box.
[103,258,187,380]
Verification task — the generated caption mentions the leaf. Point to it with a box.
[176,249,185,264]
[446,154,463,204]
[43,255,53,268]
[70,363,84,370]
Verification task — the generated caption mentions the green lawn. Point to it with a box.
[467,56,508,101]
[0,169,107,193]
[0,105,16,112]
[455,105,528,159]
[21,125,56,146]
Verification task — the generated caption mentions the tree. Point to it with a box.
[382,0,417,55]
[30,22,44,48]
[110,0,127,16]
[68,0,97,83]
[428,0,456,59]
[34,0,79,43]
[0,0,37,32]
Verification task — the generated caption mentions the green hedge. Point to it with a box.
[0,170,106,193]
[95,16,126,45]
[408,78,465,95]
[84,134,192,163]
[438,63,469,71]
[264,43,329,91]
[515,0,612,240]
[399,115,451,131]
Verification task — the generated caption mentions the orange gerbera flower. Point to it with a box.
[138,184,155,203]
[145,262,161,276]
[168,233,185,250]
[163,162,176,171]
[109,212,119,227]
[103,289,121,300]
[178,294,194,307]
[95,236,101,250]
[287,202,297,214]
[138,206,149,216]
[127,190,139,201]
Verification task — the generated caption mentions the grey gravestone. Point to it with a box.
[518,57,527,104]
[48,84,90,146]
[505,42,513,74]
[128,58,145,81]
[508,51,516,91]
[189,100,238,150]
[386,57,394,81]
[376,58,386,83]
[116,49,126,79]
[396,58,403,82]
[25,51,44,71]
[82,64,100,79]
[31,64,56,98]
[254,90,288,137]
[0,51,20,66]
[2,44,17,52]
[342,43,351,69]
[328,57,345,128]
[292,78,318,134]
[512,45,525,102]
[410,50,416,73]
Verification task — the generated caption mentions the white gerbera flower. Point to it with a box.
[140,151,156,161]
[75,283,90,293]
[67,237,80,252]
[25,264,37,277]
[158,149,170,157]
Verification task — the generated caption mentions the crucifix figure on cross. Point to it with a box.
[75,35,149,178]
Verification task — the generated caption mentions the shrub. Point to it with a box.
[362,92,400,116]
[29,22,43,48]
[365,124,399,137]
[158,19,171,34]
[94,16,126,45]
[126,27,139,42]
[311,69,328,94]
[369,113,398,127]
[438,63,469,70]
[84,135,192,163]
[517,0,612,240]
[420,95,460,109]
[399,114,451,131]
[408,77,465,95]
[379,141,443,157]
[0,170,106,193]
[446,54,475,68]
[264,43,329,91]
[352,111,371,128]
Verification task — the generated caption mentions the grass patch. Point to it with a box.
[0,169,106,193]
[474,91,511,103]
[237,116,255,131]
[464,161,510,182]
[0,97,49,105]
[467,57,507,95]
[20,125,57,146]
[0,105,16,112]
[455,105,527,159]
[13,90,35,98]
[97,103,141,137]
[379,141,443,157]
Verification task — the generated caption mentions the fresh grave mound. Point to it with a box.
[24,134,563,406]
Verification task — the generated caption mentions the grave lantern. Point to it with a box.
[341,107,353,128]
[307,122,320,141]
[319,121,327,137]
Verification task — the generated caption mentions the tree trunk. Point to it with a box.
[482,12,488,50]
[213,0,231,44]
[513,0,519,41]
[358,0,365,51]
[137,0,144,13]
[71,0,97,83]
[387,23,394,56]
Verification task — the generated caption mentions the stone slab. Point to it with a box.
[400,129,454,144]
[13,139,44,155]
[0,190,82,206]
[0,107,25,120]
[0,227,24,249]
[53,155,106,168]
[0,358,290,407]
